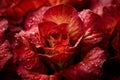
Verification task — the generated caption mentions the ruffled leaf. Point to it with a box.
[0,19,8,44]
[90,0,120,35]
[1,0,47,20]
[24,7,49,30]
[39,22,69,48]
[16,27,42,49]
[38,22,57,47]
[61,47,106,80]
[101,5,120,35]
[0,40,12,71]
[79,9,105,58]
[38,22,78,70]
[13,41,47,73]
[43,4,84,45]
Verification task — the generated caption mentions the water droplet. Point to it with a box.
[25,47,28,50]
[27,58,30,61]
[24,64,32,69]
[4,54,7,57]
[32,32,35,35]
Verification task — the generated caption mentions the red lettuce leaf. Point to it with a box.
[0,40,12,71]
[38,21,82,70]
[13,40,47,73]
[16,27,42,49]
[38,22,69,48]
[61,47,106,80]
[1,0,47,20]
[90,0,120,35]
[43,4,84,45]
[0,19,8,45]
[24,7,49,30]
[79,9,105,58]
